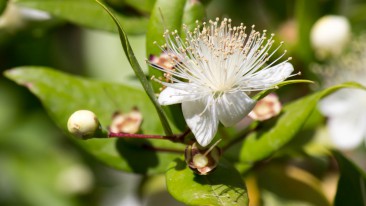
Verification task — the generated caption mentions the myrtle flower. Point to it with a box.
[150,18,294,147]
[314,34,366,150]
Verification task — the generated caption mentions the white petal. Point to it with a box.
[158,85,196,105]
[244,62,294,89]
[319,89,364,117]
[217,92,256,127]
[182,97,218,147]
[319,90,352,116]
[327,113,366,150]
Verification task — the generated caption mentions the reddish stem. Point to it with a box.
[108,128,191,144]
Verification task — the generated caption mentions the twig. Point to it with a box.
[108,128,191,144]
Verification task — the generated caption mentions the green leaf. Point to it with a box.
[257,164,330,206]
[15,0,148,34]
[166,157,249,206]
[333,150,366,206]
[238,82,366,173]
[181,0,205,39]
[252,79,314,101]
[96,0,173,136]
[4,67,184,174]
[294,0,319,63]
[0,0,8,15]
[123,0,156,14]
[146,0,186,59]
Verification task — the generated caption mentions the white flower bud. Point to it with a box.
[67,110,100,139]
[310,15,351,59]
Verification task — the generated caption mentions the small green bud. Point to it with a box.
[67,110,101,139]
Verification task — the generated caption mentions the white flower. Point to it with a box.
[310,15,351,59]
[315,34,366,150]
[150,18,294,147]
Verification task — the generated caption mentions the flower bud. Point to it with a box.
[185,142,221,175]
[249,93,282,121]
[109,108,142,134]
[67,110,101,139]
[310,15,351,59]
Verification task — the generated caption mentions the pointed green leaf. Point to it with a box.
[238,82,366,172]
[166,158,249,206]
[5,67,184,174]
[252,79,314,101]
[15,0,148,34]
[333,150,366,206]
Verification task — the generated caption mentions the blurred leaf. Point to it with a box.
[166,158,249,206]
[238,82,366,173]
[96,0,173,135]
[257,164,330,206]
[0,0,8,15]
[5,67,184,174]
[333,150,366,206]
[181,0,205,39]
[15,0,148,34]
[294,0,319,63]
[146,0,186,85]
[0,112,79,206]
[123,0,156,14]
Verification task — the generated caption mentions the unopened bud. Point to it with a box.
[67,110,101,139]
[310,15,351,59]
[185,142,221,175]
[249,93,281,121]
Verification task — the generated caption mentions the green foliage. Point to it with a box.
[333,150,366,206]
[15,0,148,34]
[237,82,366,173]
[166,158,249,206]
[256,163,330,206]
[0,0,8,15]
[4,67,183,174]
[294,0,319,63]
